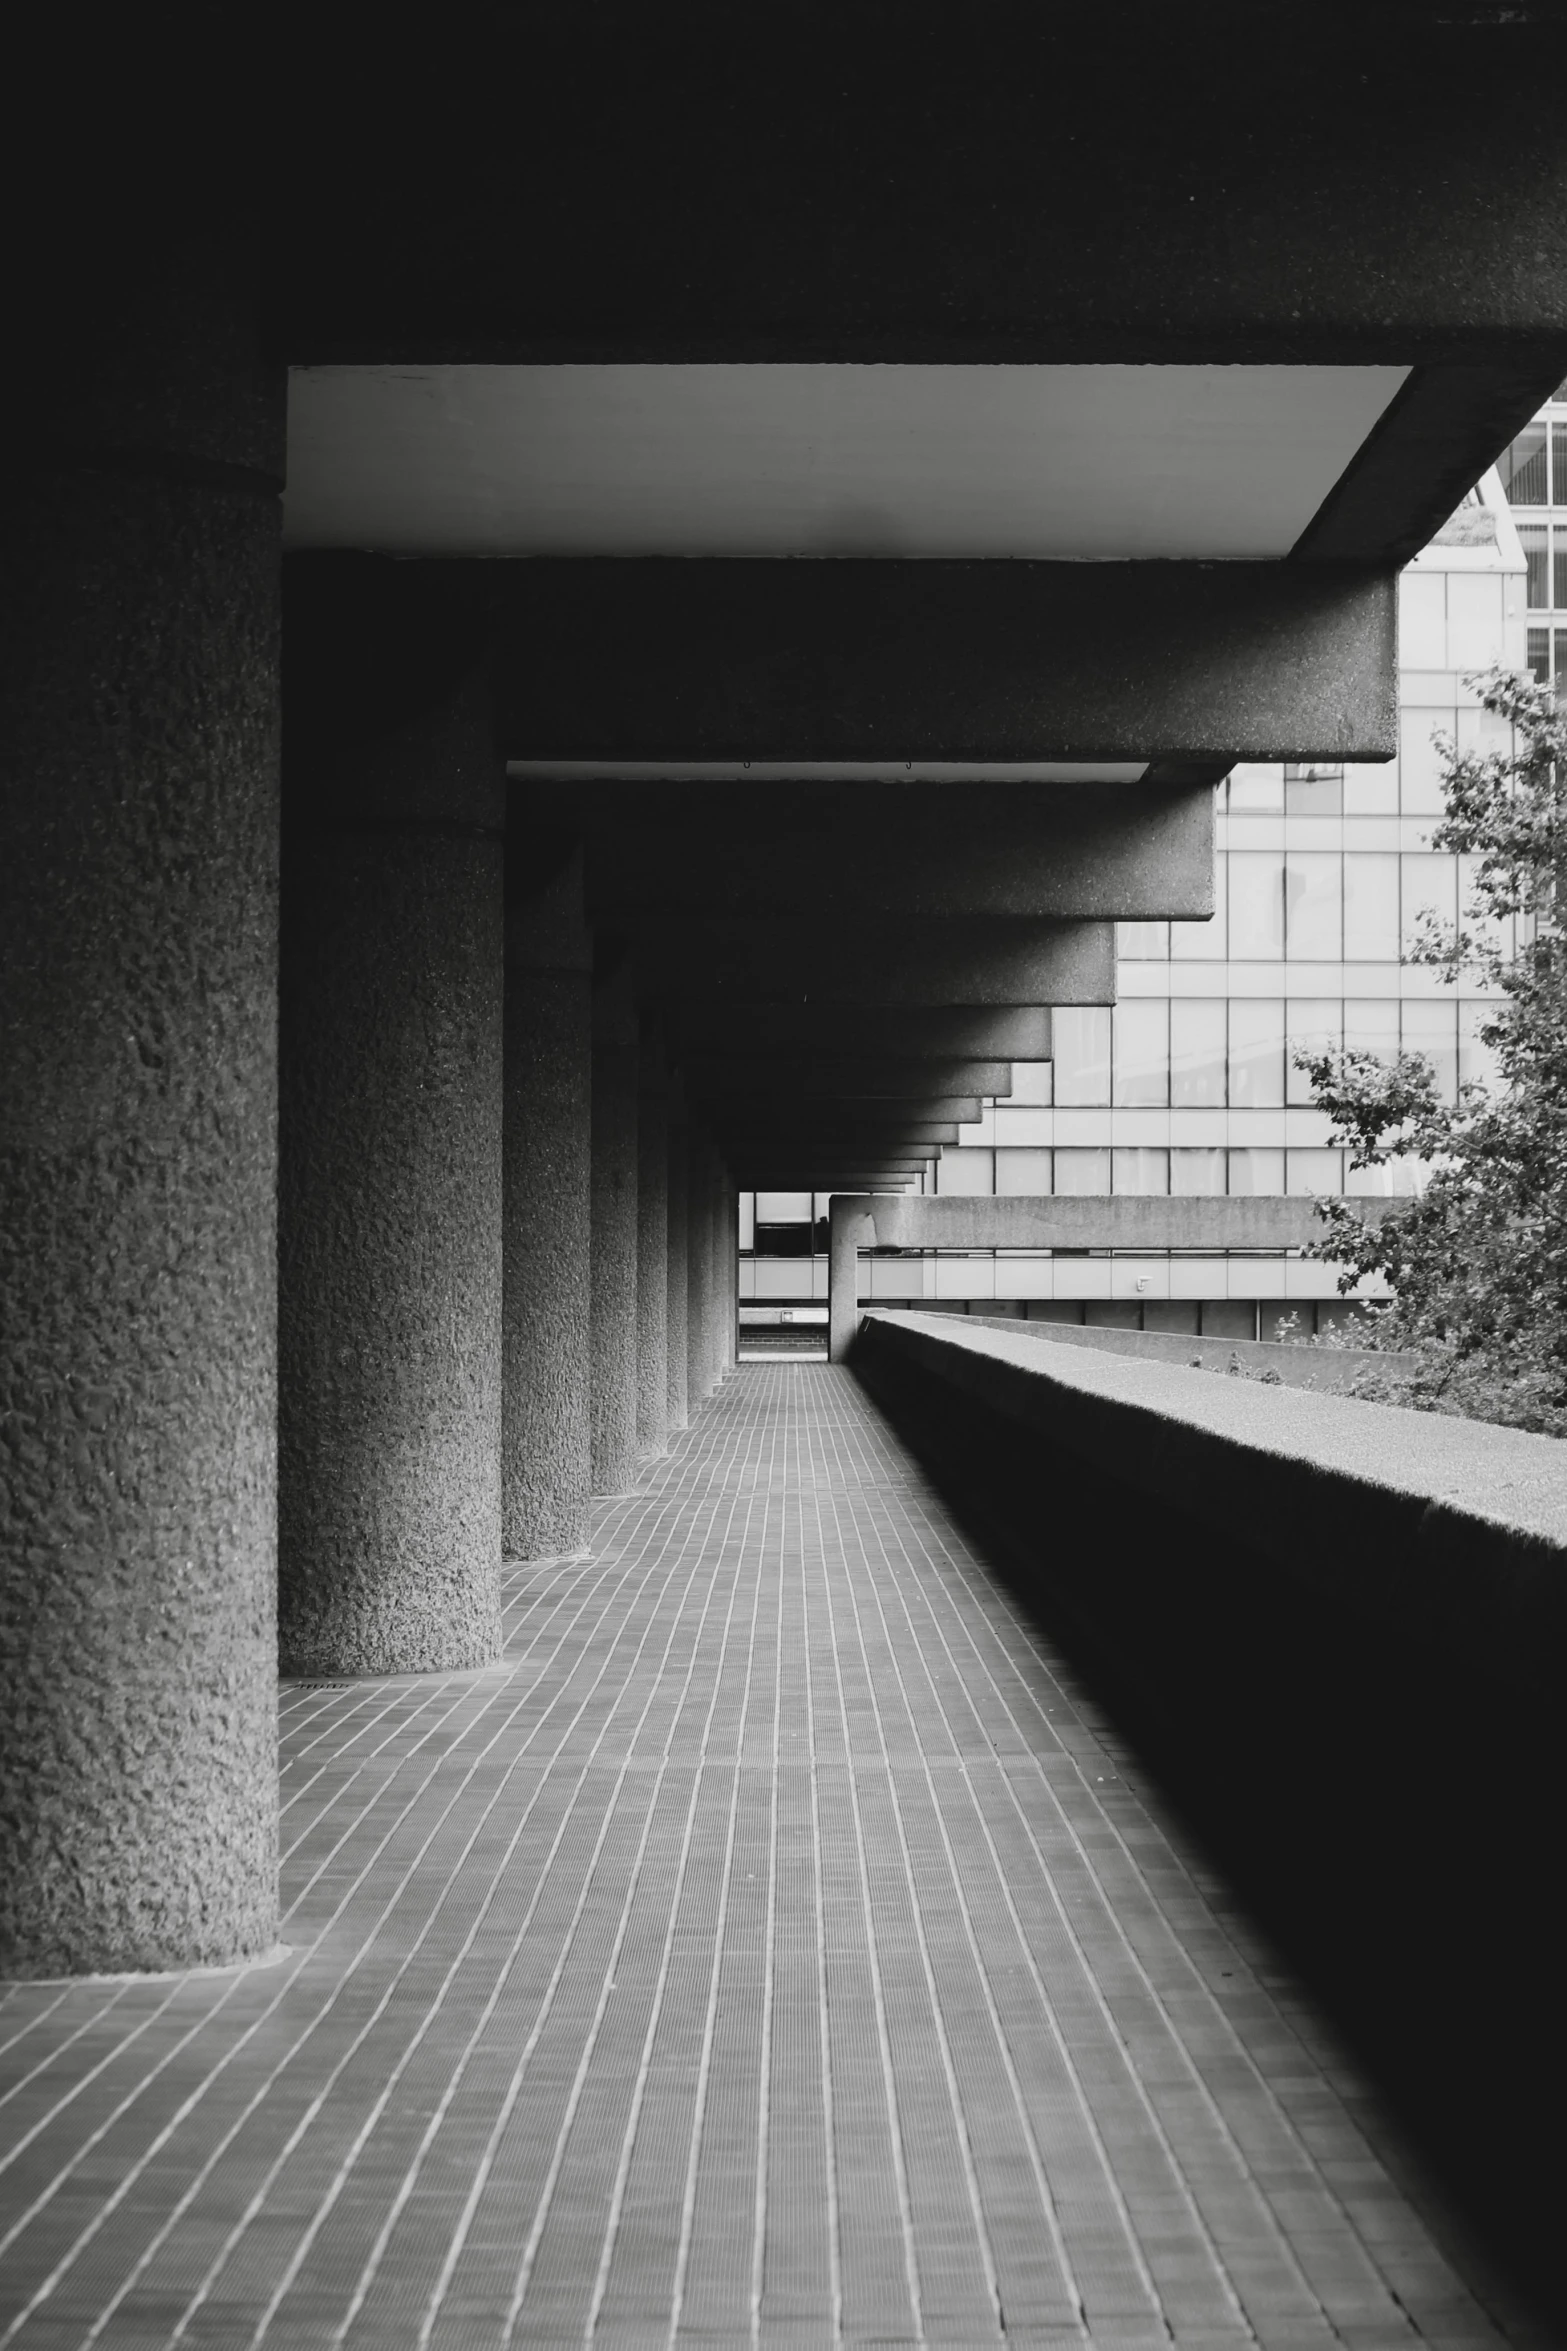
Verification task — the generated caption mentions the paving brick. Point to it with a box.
[0,1366,1527,2347]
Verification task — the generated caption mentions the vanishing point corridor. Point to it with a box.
[0,1368,1519,2349]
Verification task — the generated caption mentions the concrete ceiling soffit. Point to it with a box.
[625,917,1118,1008]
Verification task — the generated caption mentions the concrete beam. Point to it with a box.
[498,565,1393,766]
[672,1006,1051,1061]
[549,782,1215,924]
[825,1191,1359,1359]
[277,17,1567,387]
[688,1059,1011,1099]
[635,918,1116,1008]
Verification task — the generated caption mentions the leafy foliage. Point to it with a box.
[1295,668,1567,1433]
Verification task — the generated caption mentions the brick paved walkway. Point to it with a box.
[0,1367,1529,2348]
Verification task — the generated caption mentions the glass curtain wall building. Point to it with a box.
[739,417,1552,1340]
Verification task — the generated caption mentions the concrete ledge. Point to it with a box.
[854,1309,1567,1693]
[958,1312,1420,1392]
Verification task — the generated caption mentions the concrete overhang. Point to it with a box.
[533,781,1215,924]
[686,1060,1011,1099]
[670,1008,1052,1060]
[633,919,1117,1009]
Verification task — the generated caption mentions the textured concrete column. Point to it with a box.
[591,954,640,1492]
[279,560,503,1676]
[686,1126,715,1408]
[0,221,282,1971]
[636,1024,669,1460]
[665,1082,689,1436]
[503,850,592,1560]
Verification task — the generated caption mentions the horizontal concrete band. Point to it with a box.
[959,1314,1420,1393]
[497,565,1395,764]
[633,918,1117,1007]
[852,1311,1567,1696]
[689,1060,1012,1097]
[673,1006,1053,1058]
[833,1193,1334,1250]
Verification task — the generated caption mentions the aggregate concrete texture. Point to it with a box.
[665,1087,690,1435]
[591,957,641,1493]
[503,856,593,1560]
[0,1367,1535,2348]
[279,569,504,1676]
[0,245,282,1972]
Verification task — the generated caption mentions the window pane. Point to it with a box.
[1287,1000,1342,1105]
[1554,528,1567,612]
[1398,710,1446,815]
[1170,850,1227,960]
[1402,854,1457,950]
[1112,1000,1169,1106]
[1113,1147,1169,1195]
[1519,523,1550,609]
[1285,854,1342,959]
[1008,1062,1053,1106]
[1054,1147,1110,1194]
[1116,920,1169,958]
[1554,421,1567,504]
[1286,1149,1343,1196]
[1343,853,1399,962]
[1052,1008,1111,1105]
[1229,1000,1285,1107]
[1345,999,1399,1061]
[756,1192,813,1224]
[1170,1148,1225,1195]
[1501,423,1548,503]
[1458,1000,1501,1095]
[1228,764,1283,813]
[1402,999,1458,1103]
[1284,771,1343,815]
[1343,760,1398,815]
[1170,999,1227,1106]
[996,1147,1051,1195]
[936,1148,994,1195]
[1228,1146,1285,1194]
[1527,626,1552,688]
[1228,853,1285,958]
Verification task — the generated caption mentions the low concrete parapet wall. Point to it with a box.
[957,1312,1421,1393]
[850,1308,1567,2306]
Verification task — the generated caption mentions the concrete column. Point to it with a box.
[829,1195,878,1361]
[278,560,503,1677]
[686,1125,714,1408]
[503,851,592,1560]
[591,953,640,1492]
[636,1024,669,1460]
[0,224,282,1972]
[665,1082,690,1436]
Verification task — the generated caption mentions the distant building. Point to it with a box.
[739,396,1567,1341]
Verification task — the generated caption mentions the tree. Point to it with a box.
[1295,667,1567,1431]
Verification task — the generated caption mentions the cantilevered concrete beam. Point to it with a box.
[636,918,1117,1009]
[687,1059,1011,1100]
[496,563,1393,767]
[545,782,1214,924]
[671,1007,1051,1060]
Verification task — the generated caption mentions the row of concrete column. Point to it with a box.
[0,423,735,1974]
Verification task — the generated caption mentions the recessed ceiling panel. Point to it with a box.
[284,363,1409,560]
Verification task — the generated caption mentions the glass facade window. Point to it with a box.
[1345,999,1399,1061]
[1112,1147,1169,1194]
[1283,762,1344,816]
[1344,760,1399,815]
[1343,854,1399,962]
[1228,1146,1284,1193]
[1520,523,1549,608]
[1286,1148,1343,1196]
[1171,1147,1225,1195]
[936,1147,994,1195]
[1117,920,1169,958]
[1170,1000,1227,1106]
[1228,853,1285,958]
[1502,422,1548,503]
[1402,853,1457,949]
[1402,999,1458,1103]
[1228,1000,1285,1107]
[1555,527,1567,611]
[1052,1008,1112,1105]
[1527,625,1550,687]
[1170,851,1226,962]
[1112,1000,1169,1105]
[1228,765,1284,814]
[1054,1147,1110,1194]
[1285,854,1342,958]
[1286,1001,1342,1104]
[996,1147,1051,1194]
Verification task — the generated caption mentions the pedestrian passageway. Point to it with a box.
[0,1368,1528,2349]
